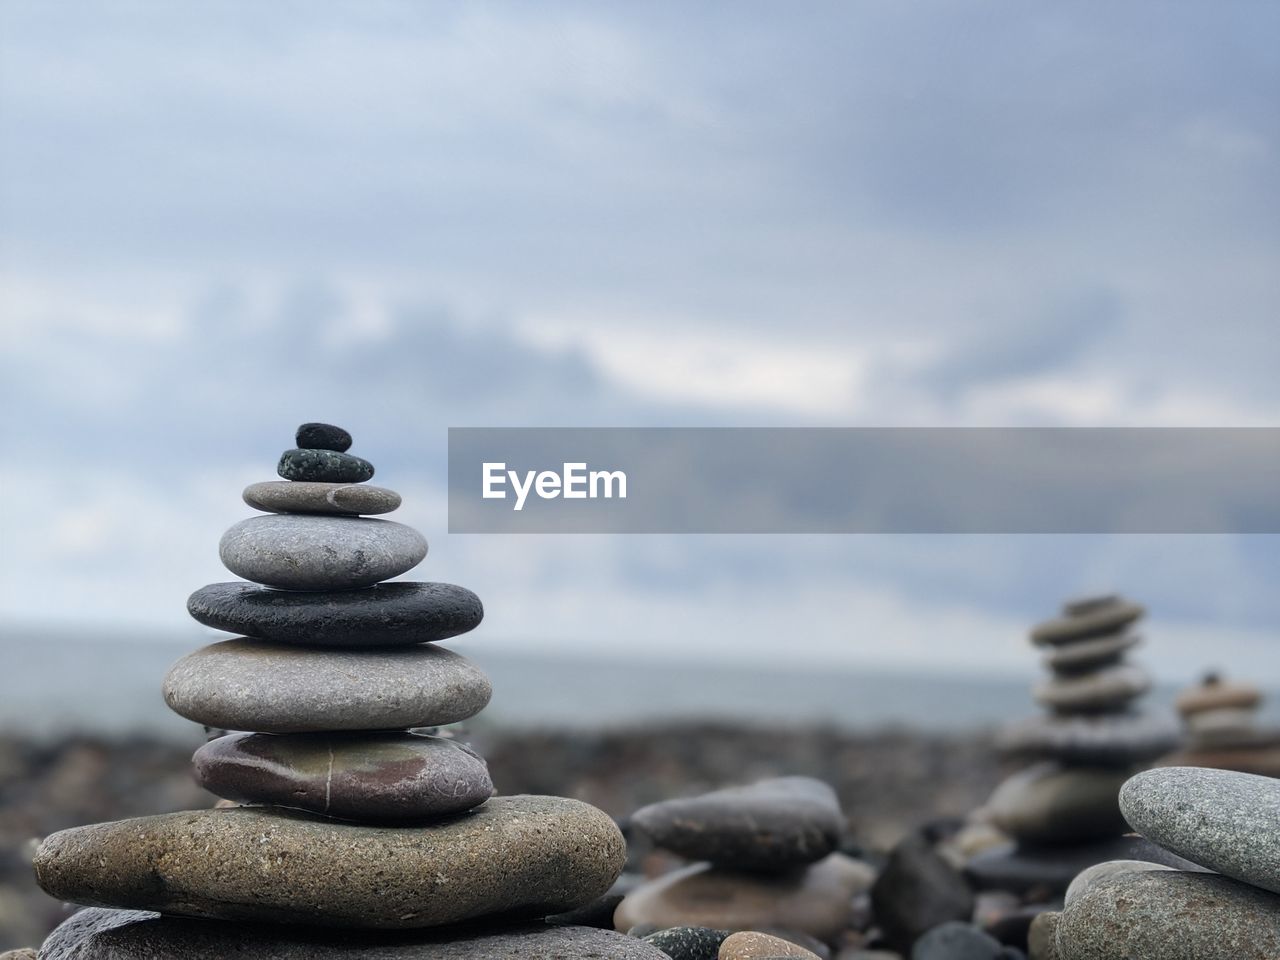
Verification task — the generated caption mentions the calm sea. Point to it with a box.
[3,625,1273,738]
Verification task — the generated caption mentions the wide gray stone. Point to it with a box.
[193,731,494,822]
[33,798,626,930]
[1055,869,1280,959]
[995,711,1180,765]
[219,515,427,590]
[187,581,484,647]
[1031,600,1144,647]
[1041,632,1140,674]
[985,763,1129,845]
[243,481,402,516]
[39,909,666,958]
[163,639,491,733]
[1034,664,1149,714]
[1120,766,1280,893]
[630,776,843,871]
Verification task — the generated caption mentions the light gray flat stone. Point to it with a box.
[1063,859,1176,908]
[1034,663,1149,714]
[1120,766,1280,893]
[1031,600,1144,647]
[243,481,402,516]
[34,798,626,930]
[163,638,491,732]
[219,515,427,590]
[1042,631,1140,674]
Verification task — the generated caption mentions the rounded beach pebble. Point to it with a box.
[33,798,626,930]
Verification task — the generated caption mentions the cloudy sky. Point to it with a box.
[2,2,1278,681]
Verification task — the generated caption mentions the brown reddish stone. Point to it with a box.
[193,732,494,823]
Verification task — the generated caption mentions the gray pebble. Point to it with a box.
[243,481,402,516]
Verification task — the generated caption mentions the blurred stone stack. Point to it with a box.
[29,424,648,959]
[966,594,1181,896]
[1037,767,1280,959]
[1160,672,1280,777]
[614,777,874,953]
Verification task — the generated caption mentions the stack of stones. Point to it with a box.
[1034,766,1280,959]
[29,424,663,959]
[1160,672,1280,777]
[613,777,875,954]
[967,594,1181,896]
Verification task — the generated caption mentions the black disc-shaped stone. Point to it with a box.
[278,448,374,483]
[187,582,484,646]
[296,422,353,452]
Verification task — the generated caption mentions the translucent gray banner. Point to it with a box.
[447,428,1280,533]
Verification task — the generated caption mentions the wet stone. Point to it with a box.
[296,422,353,452]
[219,515,427,591]
[640,925,730,959]
[243,481,402,516]
[163,638,492,733]
[278,448,374,483]
[193,731,494,823]
[187,581,484,647]
[631,777,843,871]
[38,909,667,959]
[33,798,626,930]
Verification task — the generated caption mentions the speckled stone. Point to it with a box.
[910,922,1004,960]
[278,448,374,483]
[615,854,873,943]
[163,639,491,733]
[243,481,402,516]
[193,731,493,822]
[0,949,36,959]
[1062,859,1176,908]
[33,798,626,930]
[38,909,665,958]
[219,515,426,590]
[1120,766,1280,893]
[296,422,353,452]
[985,763,1130,846]
[1055,869,1280,959]
[640,925,730,959]
[995,711,1180,766]
[719,931,821,959]
[187,581,484,647]
[631,777,842,871]
[1030,600,1144,647]
[1026,912,1060,960]
[1041,632,1140,674]
[1034,664,1149,714]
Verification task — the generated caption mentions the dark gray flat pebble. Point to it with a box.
[279,448,374,482]
[296,422,353,452]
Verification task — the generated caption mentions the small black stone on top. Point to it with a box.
[296,422,353,452]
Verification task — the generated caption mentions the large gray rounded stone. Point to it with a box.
[163,639,492,732]
[1056,869,1280,959]
[33,798,626,930]
[1062,859,1176,908]
[630,776,843,871]
[243,481,402,516]
[219,515,427,590]
[1120,766,1280,893]
[39,909,666,958]
[193,731,494,822]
